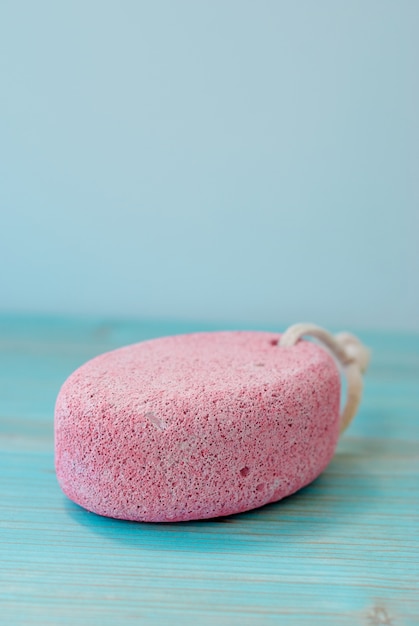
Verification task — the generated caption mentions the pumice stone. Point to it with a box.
[55,325,369,522]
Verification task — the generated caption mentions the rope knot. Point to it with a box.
[334,332,370,373]
[279,323,370,434]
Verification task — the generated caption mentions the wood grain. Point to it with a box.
[0,315,418,625]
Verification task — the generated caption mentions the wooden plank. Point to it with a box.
[0,316,418,625]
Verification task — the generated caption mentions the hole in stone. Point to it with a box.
[270,338,279,346]
[256,483,265,491]
[240,466,250,477]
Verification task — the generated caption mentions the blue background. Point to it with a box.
[0,1,417,331]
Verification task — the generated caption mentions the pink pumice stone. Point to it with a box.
[55,331,341,522]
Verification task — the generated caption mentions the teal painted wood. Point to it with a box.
[0,315,418,626]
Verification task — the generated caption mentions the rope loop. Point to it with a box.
[279,323,370,434]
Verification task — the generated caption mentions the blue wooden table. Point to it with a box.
[1,315,418,625]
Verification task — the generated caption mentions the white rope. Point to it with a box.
[279,323,370,434]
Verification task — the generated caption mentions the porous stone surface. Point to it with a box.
[55,331,341,522]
